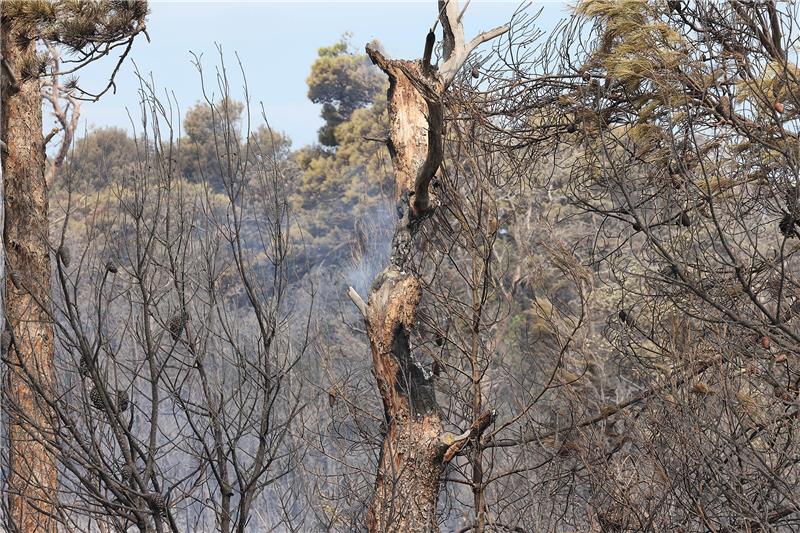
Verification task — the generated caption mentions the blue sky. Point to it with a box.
[64,1,569,148]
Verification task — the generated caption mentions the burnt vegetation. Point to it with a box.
[2,0,800,532]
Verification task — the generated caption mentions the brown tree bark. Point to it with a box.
[349,4,507,531]
[1,15,58,533]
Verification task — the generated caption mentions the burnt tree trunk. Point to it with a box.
[1,14,58,533]
[350,4,507,531]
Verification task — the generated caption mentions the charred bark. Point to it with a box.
[1,14,58,533]
[366,48,444,218]
[363,266,443,531]
[352,7,507,531]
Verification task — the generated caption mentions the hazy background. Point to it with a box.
[62,1,568,147]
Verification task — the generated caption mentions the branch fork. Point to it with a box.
[438,0,509,84]
[441,410,496,463]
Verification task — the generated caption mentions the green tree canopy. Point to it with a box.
[181,97,244,188]
[306,35,385,147]
[65,127,138,188]
[283,38,392,265]
[4,0,147,97]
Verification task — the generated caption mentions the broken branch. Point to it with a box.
[43,127,60,147]
[347,286,368,319]
[466,26,510,57]
[423,29,436,69]
[442,409,496,463]
[365,43,391,74]
[437,0,509,84]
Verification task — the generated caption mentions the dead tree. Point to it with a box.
[347,2,507,530]
[512,1,800,529]
[40,55,308,532]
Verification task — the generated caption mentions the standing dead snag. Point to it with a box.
[348,2,508,531]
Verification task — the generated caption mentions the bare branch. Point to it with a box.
[347,286,367,319]
[443,410,496,463]
[423,29,435,69]
[437,0,509,83]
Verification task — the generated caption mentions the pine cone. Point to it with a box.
[434,333,445,347]
[779,213,797,238]
[120,464,134,483]
[168,312,188,341]
[78,356,90,378]
[149,492,167,516]
[786,185,799,218]
[660,264,680,280]
[9,270,21,290]
[618,309,635,328]
[116,390,129,413]
[89,387,105,410]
